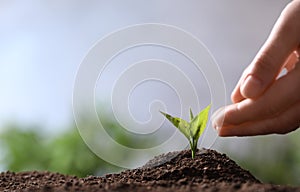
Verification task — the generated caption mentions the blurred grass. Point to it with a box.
[0,121,140,177]
[225,131,300,186]
[1,121,300,185]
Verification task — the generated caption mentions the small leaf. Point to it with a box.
[189,108,194,121]
[189,104,211,141]
[160,104,211,159]
[160,111,190,139]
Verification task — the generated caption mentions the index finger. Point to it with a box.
[231,0,300,103]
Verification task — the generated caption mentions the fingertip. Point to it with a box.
[231,74,247,103]
[231,89,243,103]
[211,107,226,128]
[240,75,264,98]
[217,124,253,137]
[216,127,228,137]
[216,126,235,137]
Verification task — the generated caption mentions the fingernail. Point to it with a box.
[211,108,226,130]
[214,126,220,133]
[240,75,263,98]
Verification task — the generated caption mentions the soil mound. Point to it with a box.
[0,149,299,192]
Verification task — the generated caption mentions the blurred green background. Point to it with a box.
[218,131,300,186]
[1,119,300,185]
[0,122,122,178]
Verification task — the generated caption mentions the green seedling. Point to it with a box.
[160,104,211,158]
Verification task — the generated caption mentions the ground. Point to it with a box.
[1,149,299,192]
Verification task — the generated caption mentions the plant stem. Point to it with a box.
[190,139,198,159]
[191,143,195,159]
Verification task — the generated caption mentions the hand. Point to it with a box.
[212,0,300,136]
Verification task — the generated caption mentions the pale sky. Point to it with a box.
[0,0,290,133]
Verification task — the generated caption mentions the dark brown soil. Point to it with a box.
[1,149,299,192]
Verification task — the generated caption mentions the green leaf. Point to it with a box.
[189,104,211,141]
[189,108,194,121]
[160,104,211,159]
[160,111,190,139]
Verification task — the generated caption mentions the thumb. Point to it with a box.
[240,1,300,98]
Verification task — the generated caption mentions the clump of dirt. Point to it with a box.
[0,149,299,192]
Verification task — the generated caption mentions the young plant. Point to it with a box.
[160,104,211,158]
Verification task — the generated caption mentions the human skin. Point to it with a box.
[211,0,300,136]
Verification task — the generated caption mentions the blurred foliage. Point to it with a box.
[226,131,300,186]
[0,122,137,177]
[2,118,300,185]
[0,125,48,172]
[0,105,162,178]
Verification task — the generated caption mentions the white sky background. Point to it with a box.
[0,0,290,134]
